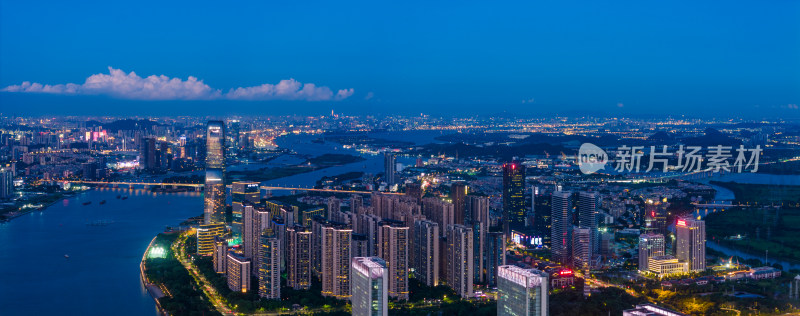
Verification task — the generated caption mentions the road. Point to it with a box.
[173,230,236,315]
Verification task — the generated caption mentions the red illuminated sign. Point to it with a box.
[677,219,686,227]
[559,269,573,276]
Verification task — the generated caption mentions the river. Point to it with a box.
[698,172,800,271]
[0,189,202,315]
[0,131,449,315]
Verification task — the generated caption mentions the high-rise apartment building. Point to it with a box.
[351,257,388,316]
[497,265,548,316]
[676,217,706,272]
[450,182,468,224]
[485,232,506,286]
[384,152,396,186]
[213,236,227,273]
[226,252,251,293]
[378,220,409,300]
[258,233,281,299]
[465,195,489,283]
[445,224,473,298]
[321,222,353,299]
[413,219,440,286]
[286,225,312,290]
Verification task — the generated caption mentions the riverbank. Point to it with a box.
[140,236,167,316]
[0,189,82,222]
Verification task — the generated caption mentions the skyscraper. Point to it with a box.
[204,120,226,224]
[286,225,312,290]
[384,152,396,186]
[258,233,281,299]
[450,182,468,224]
[485,232,506,286]
[351,257,388,316]
[497,265,549,316]
[572,227,591,271]
[378,220,409,300]
[638,233,665,273]
[465,195,489,283]
[446,224,473,298]
[676,217,706,272]
[577,191,599,255]
[413,219,440,287]
[0,167,14,199]
[232,182,260,241]
[321,222,352,299]
[503,162,526,234]
[550,191,572,265]
[243,203,271,269]
[213,236,227,273]
[645,199,669,236]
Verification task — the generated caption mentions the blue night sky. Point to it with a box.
[1,0,798,117]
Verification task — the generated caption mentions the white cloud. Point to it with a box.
[364,91,374,100]
[2,67,354,101]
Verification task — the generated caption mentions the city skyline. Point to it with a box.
[2,1,799,315]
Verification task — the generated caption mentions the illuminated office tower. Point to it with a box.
[196,223,226,256]
[446,224,474,298]
[532,189,551,249]
[232,182,260,240]
[286,225,312,290]
[550,191,573,265]
[497,265,548,316]
[450,182,468,224]
[645,198,669,236]
[227,252,251,293]
[351,257,388,316]
[577,191,599,255]
[321,222,353,299]
[204,120,226,225]
[638,233,665,273]
[485,232,506,286]
[503,161,526,234]
[206,120,225,168]
[213,236,228,273]
[413,219,440,286]
[384,152,397,186]
[676,217,706,272]
[378,220,409,300]
[572,227,591,271]
[465,195,489,283]
[258,233,281,300]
